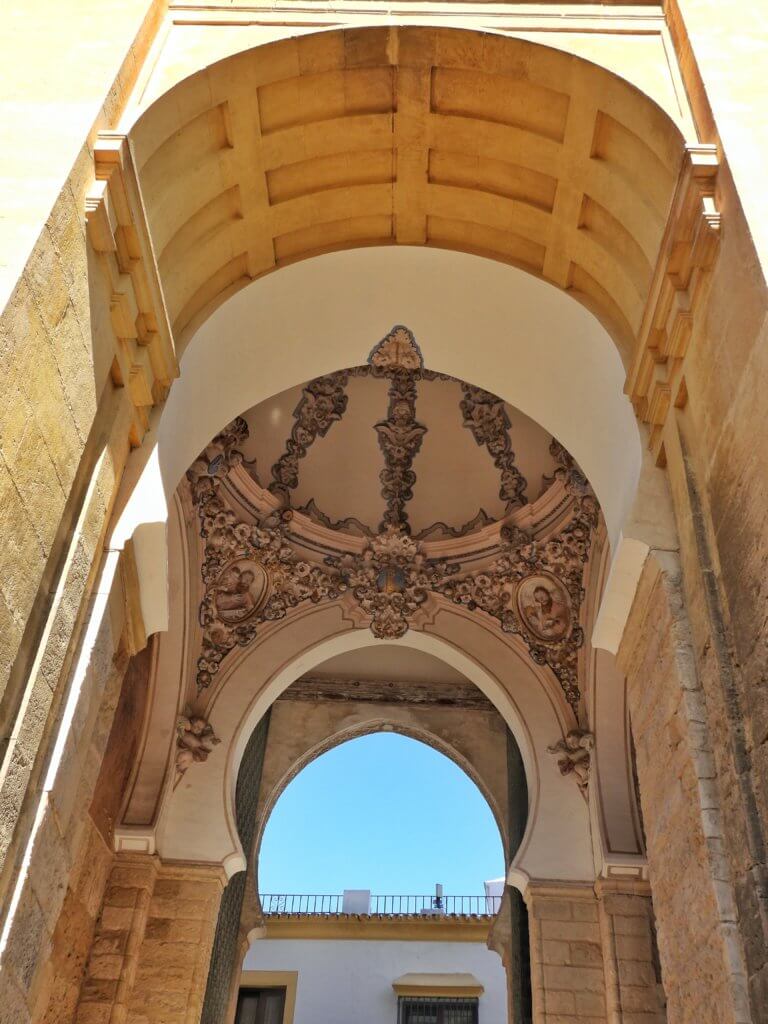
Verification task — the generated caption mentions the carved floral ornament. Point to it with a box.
[187,328,600,712]
[260,326,528,540]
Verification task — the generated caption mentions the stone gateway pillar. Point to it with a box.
[596,879,666,1024]
[74,856,225,1024]
[524,880,666,1024]
[525,883,609,1022]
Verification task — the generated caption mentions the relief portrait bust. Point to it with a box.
[213,559,269,624]
[516,573,572,642]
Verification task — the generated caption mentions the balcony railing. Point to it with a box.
[259,894,501,917]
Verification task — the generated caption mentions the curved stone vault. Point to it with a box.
[129,26,685,360]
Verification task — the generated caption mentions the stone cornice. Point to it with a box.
[86,131,178,447]
[625,143,720,463]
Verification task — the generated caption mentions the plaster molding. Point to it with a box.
[251,331,530,541]
[598,858,650,884]
[222,850,248,879]
[269,371,351,502]
[145,611,601,880]
[460,383,527,510]
[113,825,157,855]
[188,420,597,706]
[110,247,642,640]
[375,366,427,533]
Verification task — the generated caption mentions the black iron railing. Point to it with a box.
[258,894,501,916]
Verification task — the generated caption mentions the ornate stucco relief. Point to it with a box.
[547,729,595,797]
[176,714,221,774]
[460,384,527,509]
[246,326,534,542]
[188,413,597,711]
[269,371,350,500]
[375,371,427,533]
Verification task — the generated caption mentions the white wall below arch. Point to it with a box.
[111,247,641,636]
[241,937,508,1024]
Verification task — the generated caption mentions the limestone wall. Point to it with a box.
[0,555,132,1024]
[0,0,162,977]
[526,883,608,1022]
[596,880,665,1024]
[618,553,749,1023]
[525,881,665,1024]
[1,5,768,1024]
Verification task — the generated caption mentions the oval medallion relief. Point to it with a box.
[213,559,269,624]
[516,573,572,642]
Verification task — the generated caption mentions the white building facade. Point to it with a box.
[239,902,509,1024]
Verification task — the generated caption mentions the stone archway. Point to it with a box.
[5,9,768,1024]
[29,21,748,1024]
[241,716,524,1023]
[125,26,685,358]
[107,22,704,634]
[249,715,519,897]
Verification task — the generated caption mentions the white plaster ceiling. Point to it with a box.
[112,246,640,635]
[239,372,557,538]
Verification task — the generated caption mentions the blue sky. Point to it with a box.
[258,732,505,896]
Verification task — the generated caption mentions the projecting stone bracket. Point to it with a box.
[86,131,178,447]
[626,143,721,463]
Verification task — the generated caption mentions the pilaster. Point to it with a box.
[73,856,226,1024]
[75,852,160,1024]
[524,882,607,1023]
[127,862,226,1024]
[617,551,751,1023]
[595,879,666,1023]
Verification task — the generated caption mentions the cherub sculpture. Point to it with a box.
[547,729,594,797]
[176,714,221,774]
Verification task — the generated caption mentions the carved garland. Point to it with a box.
[436,462,597,709]
[269,371,351,500]
[460,384,528,509]
[327,526,457,639]
[375,371,426,533]
[189,424,595,710]
[259,327,529,540]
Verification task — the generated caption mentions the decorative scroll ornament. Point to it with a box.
[368,325,424,371]
[434,451,598,709]
[190,401,597,708]
[190,421,345,689]
[176,714,221,774]
[375,372,426,533]
[245,326,531,541]
[327,527,456,640]
[547,729,594,797]
[460,384,528,508]
[195,503,345,689]
[187,416,248,506]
